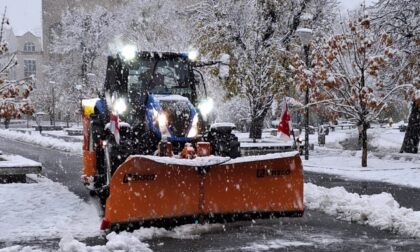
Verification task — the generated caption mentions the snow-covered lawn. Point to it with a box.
[304,150,420,188]
[304,126,420,189]
[369,126,407,152]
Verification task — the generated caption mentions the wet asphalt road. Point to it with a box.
[1,136,419,251]
[0,137,89,201]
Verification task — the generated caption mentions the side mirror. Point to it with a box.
[219,53,230,80]
[193,70,207,97]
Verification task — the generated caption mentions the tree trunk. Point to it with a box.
[4,118,10,129]
[361,123,368,167]
[249,116,265,140]
[400,101,420,153]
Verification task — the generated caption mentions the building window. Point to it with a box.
[23,42,36,52]
[24,60,36,77]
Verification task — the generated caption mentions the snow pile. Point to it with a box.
[154,94,189,101]
[304,183,420,238]
[58,235,91,252]
[0,154,41,168]
[0,175,101,242]
[104,232,152,252]
[138,151,298,167]
[0,129,81,154]
[58,232,153,252]
[143,155,231,167]
[131,223,225,240]
[59,224,224,252]
[227,151,299,164]
[0,246,43,252]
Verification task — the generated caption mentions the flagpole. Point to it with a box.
[277,96,298,151]
[291,123,297,149]
[285,97,297,151]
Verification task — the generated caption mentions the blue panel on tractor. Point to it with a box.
[94,99,107,114]
[145,95,197,143]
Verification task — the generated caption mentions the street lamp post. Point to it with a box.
[297,28,313,160]
[49,81,56,127]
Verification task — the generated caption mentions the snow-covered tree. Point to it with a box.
[190,0,338,139]
[0,9,34,128]
[291,10,414,167]
[48,1,192,120]
[371,0,420,153]
[49,5,114,118]
[113,0,192,53]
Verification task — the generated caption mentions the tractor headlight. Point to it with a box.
[158,113,168,126]
[152,109,159,123]
[198,98,214,116]
[187,114,199,138]
[113,98,127,115]
[158,113,169,136]
[121,45,136,61]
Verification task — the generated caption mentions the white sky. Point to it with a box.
[0,0,42,36]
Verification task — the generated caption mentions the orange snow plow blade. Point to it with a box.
[103,152,304,229]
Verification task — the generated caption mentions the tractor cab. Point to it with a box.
[100,51,209,154]
[104,51,200,111]
[128,53,197,100]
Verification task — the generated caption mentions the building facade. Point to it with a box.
[0,29,45,88]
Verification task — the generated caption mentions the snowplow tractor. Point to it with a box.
[81,51,304,230]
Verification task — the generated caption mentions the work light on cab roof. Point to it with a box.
[188,49,199,61]
[198,98,214,116]
[121,45,137,61]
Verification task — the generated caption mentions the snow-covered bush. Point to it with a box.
[0,10,34,128]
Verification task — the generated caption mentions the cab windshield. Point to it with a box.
[128,58,193,97]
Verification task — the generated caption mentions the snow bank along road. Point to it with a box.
[0,131,420,251]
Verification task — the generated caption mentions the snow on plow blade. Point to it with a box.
[103,151,304,229]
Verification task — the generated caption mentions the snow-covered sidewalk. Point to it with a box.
[0,175,101,243]
[0,129,81,154]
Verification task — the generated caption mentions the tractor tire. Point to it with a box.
[97,186,109,209]
[228,136,241,158]
[208,132,241,158]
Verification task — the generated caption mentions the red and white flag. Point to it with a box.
[277,100,291,137]
[110,114,120,144]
